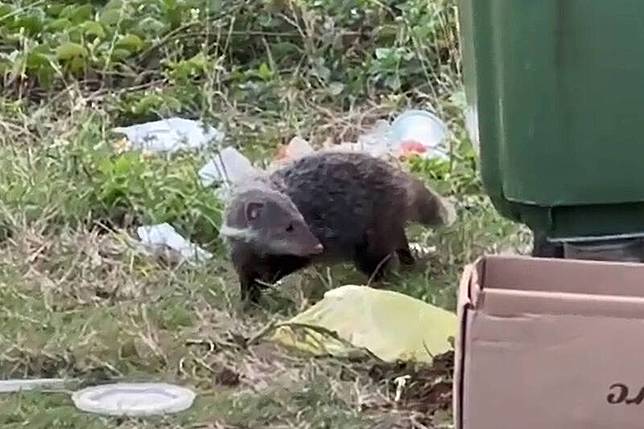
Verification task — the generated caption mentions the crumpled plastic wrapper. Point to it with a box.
[198,146,259,187]
[113,117,224,153]
[136,223,212,265]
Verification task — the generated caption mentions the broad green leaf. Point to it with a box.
[12,14,44,36]
[257,62,273,81]
[26,51,53,69]
[55,42,87,60]
[45,4,64,17]
[0,3,14,20]
[187,52,208,67]
[0,58,10,75]
[116,34,144,52]
[110,48,132,61]
[60,4,92,24]
[45,18,72,32]
[99,8,121,26]
[104,0,124,9]
[135,17,165,36]
[68,56,86,73]
[81,21,105,38]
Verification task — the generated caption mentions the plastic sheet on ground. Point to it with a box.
[198,146,258,187]
[136,223,212,264]
[113,117,224,153]
[269,285,456,364]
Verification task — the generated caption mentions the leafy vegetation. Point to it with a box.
[0,0,527,427]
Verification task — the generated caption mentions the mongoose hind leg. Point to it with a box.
[353,250,392,285]
[395,230,415,266]
[353,228,396,285]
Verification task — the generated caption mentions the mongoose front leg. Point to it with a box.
[264,255,313,283]
[239,272,263,303]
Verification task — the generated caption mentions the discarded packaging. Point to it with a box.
[136,223,212,264]
[455,255,644,429]
[270,285,456,364]
[71,382,196,417]
[355,119,395,157]
[349,110,449,160]
[199,146,259,188]
[113,118,224,153]
[0,378,71,393]
[274,136,315,164]
[389,109,448,159]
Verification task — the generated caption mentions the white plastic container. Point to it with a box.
[389,109,448,159]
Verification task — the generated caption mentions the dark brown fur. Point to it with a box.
[220,151,454,302]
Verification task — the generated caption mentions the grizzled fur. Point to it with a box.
[220,151,455,302]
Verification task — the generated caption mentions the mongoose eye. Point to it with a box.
[285,224,294,232]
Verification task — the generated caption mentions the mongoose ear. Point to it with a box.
[245,202,264,222]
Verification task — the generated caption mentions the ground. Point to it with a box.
[0,1,529,428]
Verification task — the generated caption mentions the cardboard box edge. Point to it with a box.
[453,256,485,429]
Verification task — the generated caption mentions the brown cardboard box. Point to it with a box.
[454,255,644,429]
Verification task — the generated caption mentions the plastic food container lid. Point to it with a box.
[71,382,196,416]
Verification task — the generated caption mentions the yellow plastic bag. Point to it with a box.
[270,285,456,363]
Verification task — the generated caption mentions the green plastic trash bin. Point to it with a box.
[457,0,644,260]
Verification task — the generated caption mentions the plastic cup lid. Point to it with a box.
[71,382,196,417]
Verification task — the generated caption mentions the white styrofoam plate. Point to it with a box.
[71,382,196,417]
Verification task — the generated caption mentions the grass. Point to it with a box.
[0,0,530,427]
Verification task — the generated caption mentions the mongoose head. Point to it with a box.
[220,187,324,257]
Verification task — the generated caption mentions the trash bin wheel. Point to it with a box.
[531,230,564,259]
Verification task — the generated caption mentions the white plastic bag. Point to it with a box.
[136,223,212,264]
[113,118,224,153]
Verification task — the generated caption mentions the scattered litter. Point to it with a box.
[113,117,224,153]
[464,105,479,155]
[0,378,72,393]
[71,382,196,417]
[355,119,394,157]
[269,285,456,364]
[394,374,412,402]
[323,111,450,159]
[274,136,315,164]
[409,242,437,259]
[389,110,448,159]
[268,110,448,161]
[136,223,212,264]
[198,146,258,188]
